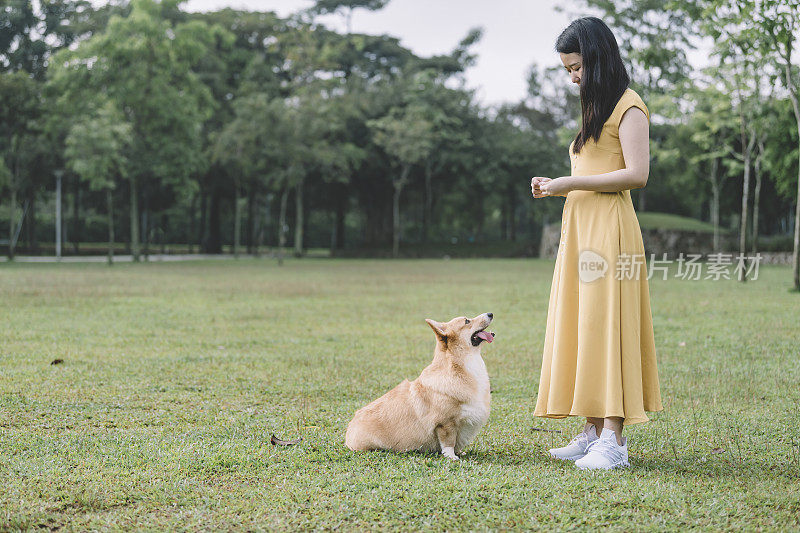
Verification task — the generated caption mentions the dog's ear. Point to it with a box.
[425,319,448,341]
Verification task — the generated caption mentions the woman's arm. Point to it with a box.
[540,107,650,196]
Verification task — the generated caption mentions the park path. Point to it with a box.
[0,254,241,263]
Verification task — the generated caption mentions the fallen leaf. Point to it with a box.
[531,427,561,434]
[711,447,725,454]
[271,434,302,446]
[678,342,686,347]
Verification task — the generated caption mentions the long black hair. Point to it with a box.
[556,17,630,155]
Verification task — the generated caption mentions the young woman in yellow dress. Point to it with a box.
[530,16,663,470]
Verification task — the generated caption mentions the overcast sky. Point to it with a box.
[182,0,588,106]
[179,1,719,106]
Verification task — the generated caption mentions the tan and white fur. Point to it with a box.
[345,313,495,460]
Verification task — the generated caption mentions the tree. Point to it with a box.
[0,71,39,259]
[286,91,363,257]
[402,71,474,243]
[752,0,800,289]
[64,101,132,264]
[369,98,435,257]
[702,0,800,287]
[213,93,294,261]
[188,8,281,253]
[701,0,775,280]
[310,0,389,33]
[759,97,798,243]
[0,155,10,201]
[0,0,99,79]
[687,82,738,251]
[48,0,223,261]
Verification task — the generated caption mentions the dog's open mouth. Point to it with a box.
[471,328,495,346]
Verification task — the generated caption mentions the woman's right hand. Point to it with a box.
[531,177,552,198]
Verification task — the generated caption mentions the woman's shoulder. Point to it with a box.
[610,87,649,125]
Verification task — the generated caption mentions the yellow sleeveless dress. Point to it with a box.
[533,88,663,426]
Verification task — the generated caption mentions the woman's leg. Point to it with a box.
[585,417,603,437]
[603,416,624,445]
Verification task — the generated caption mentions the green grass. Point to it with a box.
[636,211,726,233]
[1,258,798,531]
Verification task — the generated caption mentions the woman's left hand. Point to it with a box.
[539,176,573,197]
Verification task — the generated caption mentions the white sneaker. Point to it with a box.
[574,428,630,470]
[548,424,599,461]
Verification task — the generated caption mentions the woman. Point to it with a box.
[530,16,663,470]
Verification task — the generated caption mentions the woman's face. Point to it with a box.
[560,52,582,85]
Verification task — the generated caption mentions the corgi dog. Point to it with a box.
[345,312,495,460]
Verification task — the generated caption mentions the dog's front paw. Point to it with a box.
[441,447,459,461]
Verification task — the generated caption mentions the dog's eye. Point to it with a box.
[465,318,470,325]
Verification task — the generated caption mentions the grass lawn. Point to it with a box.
[1,258,799,531]
[635,212,726,234]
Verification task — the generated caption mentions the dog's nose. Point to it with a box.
[487,312,493,319]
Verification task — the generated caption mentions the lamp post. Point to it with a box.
[55,169,64,261]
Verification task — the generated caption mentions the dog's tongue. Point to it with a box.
[477,331,494,343]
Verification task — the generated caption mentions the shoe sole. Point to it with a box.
[548,451,587,461]
[575,459,630,470]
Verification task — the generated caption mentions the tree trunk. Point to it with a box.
[294,180,304,258]
[361,183,393,247]
[330,211,337,253]
[509,186,517,242]
[500,195,508,241]
[278,186,289,266]
[502,186,518,241]
[8,182,16,260]
[208,184,222,254]
[792,106,800,290]
[254,195,264,258]
[142,207,150,261]
[392,183,401,258]
[774,39,800,290]
[233,184,241,258]
[25,192,37,254]
[392,166,411,258]
[738,129,756,282]
[786,75,800,290]
[422,160,432,243]
[188,193,197,254]
[198,187,207,253]
[107,188,115,265]
[474,199,486,237]
[335,187,346,250]
[129,176,140,262]
[710,158,721,252]
[72,177,80,254]
[246,185,256,254]
[752,138,764,253]
[159,213,167,255]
